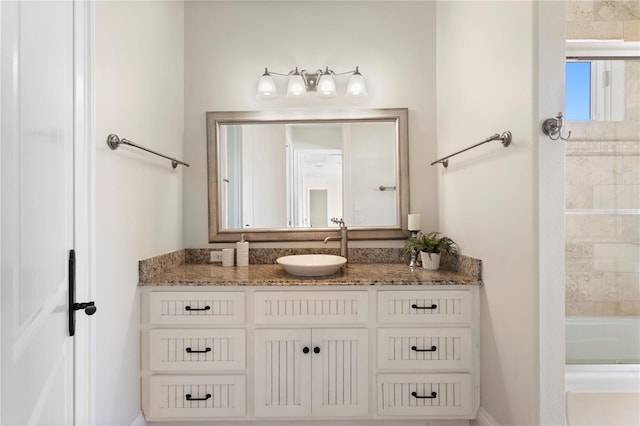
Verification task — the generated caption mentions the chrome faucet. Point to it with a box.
[323,217,348,262]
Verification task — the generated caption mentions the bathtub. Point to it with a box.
[566,316,640,364]
[566,316,640,392]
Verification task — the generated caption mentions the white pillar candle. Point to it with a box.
[408,213,421,231]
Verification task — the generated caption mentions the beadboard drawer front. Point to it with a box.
[254,291,368,324]
[149,292,244,325]
[149,329,245,371]
[147,375,246,419]
[377,328,472,370]
[377,290,471,324]
[378,373,473,417]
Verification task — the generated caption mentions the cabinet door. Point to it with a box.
[311,328,369,417]
[254,329,311,417]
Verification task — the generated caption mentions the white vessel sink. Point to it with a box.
[276,254,347,277]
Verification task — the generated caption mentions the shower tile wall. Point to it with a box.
[565,61,640,317]
[565,0,640,318]
[567,0,640,42]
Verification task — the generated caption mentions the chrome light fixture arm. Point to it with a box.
[257,66,367,98]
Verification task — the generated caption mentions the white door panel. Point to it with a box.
[254,329,312,417]
[1,1,75,425]
[311,328,369,417]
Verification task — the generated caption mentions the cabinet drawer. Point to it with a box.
[378,373,473,417]
[149,292,244,325]
[377,290,471,324]
[149,329,245,371]
[254,291,368,324]
[377,328,472,370]
[147,375,245,419]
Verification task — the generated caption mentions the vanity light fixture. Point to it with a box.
[256,66,367,99]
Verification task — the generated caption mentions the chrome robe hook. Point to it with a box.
[542,112,571,141]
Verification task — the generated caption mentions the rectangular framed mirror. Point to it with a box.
[206,108,409,242]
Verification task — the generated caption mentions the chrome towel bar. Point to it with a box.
[107,134,190,169]
[431,131,512,168]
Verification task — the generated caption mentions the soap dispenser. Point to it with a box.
[236,234,249,267]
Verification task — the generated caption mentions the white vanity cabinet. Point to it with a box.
[375,289,478,418]
[141,285,479,423]
[254,328,369,418]
[141,291,248,421]
[252,290,369,418]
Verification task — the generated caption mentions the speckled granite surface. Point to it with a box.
[138,263,480,286]
[139,249,185,282]
[139,248,482,286]
[185,247,407,265]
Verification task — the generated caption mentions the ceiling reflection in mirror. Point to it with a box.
[207,109,409,242]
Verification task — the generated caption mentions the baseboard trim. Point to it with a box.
[129,410,481,426]
[475,407,499,426]
[129,412,149,426]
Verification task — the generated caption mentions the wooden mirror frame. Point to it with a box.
[206,108,409,242]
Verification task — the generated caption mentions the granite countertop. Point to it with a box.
[139,263,481,287]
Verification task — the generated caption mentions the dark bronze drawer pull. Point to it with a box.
[186,347,212,354]
[185,305,211,312]
[411,303,437,310]
[411,345,437,352]
[411,391,437,399]
[185,393,211,401]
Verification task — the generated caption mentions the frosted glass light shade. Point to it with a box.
[346,71,368,97]
[317,74,337,98]
[286,74,307,97]
[256,74,278,99]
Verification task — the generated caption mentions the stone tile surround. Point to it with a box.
[565,139,639,316]
[567,0,640,41]
[564,5,640,316]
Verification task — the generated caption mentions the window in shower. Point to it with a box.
[565,47,640,365]
[565,60,625,122]
[565,61,591,120]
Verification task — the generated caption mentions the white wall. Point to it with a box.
[94,1,184,424]
[348,122,398,226]
[241,124,287,228]
[182,0,437,248]
[437,1,540,425]
[437,1,567,424]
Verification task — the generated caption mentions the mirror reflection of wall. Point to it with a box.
[218,120,398,230]
[220,125,242,229]
[288,124,343,228]
[345,122,397,227]
[309,189,328,228]
[221,123,287,229]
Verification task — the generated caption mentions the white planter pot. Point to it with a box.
[420,252,441,270]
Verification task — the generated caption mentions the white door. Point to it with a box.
[254,329,312,417]
[311,328,369,417]
[1,1,76,424]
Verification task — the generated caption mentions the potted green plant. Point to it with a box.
[403,232,458,270]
